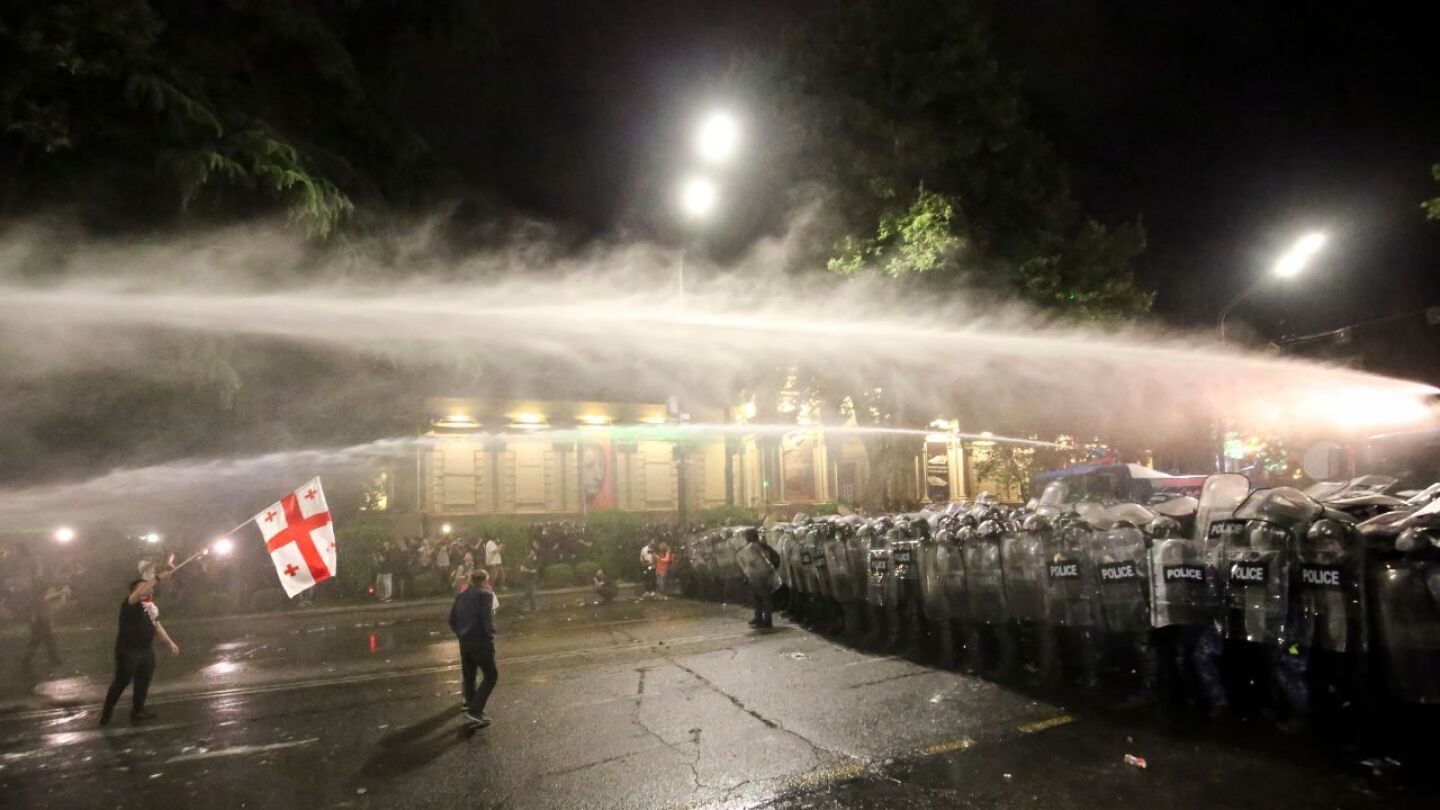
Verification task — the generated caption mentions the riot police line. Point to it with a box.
[677,473,1440,739]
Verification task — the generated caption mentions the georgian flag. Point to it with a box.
[254,477,337,597]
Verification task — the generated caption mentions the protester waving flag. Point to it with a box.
[254,477,337,597]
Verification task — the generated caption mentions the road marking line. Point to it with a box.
[1016,714,1075,734]
[164,737,319,763]
[919,737,975,756]
[789,761,868,788]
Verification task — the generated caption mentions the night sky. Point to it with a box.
[397,1,1440,352]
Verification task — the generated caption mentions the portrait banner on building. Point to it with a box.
[581,434,615,510]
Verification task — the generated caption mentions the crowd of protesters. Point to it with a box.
[365,521,697,606]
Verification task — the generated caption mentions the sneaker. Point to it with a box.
[465,712,491,728]
[131,710,157,722]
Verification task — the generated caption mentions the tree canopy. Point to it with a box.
[784,0,1152,321]
[1,0,483,236]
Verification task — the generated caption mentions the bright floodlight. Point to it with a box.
[441,523,453,535]
[680,175,718,219]
[54,527,75,544]
[695,110,740,164]
[144,532,161,544]
[212,537,235,556]
[1274,231,1327,278]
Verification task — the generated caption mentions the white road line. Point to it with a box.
[164,737,319,763]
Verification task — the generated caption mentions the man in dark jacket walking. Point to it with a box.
[449,568,498,728]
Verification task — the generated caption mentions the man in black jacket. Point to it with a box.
[449,568,498,728]
[100,568,182,726]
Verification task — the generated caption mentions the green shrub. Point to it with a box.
[809,502,841,517]
[466,517,537,550]
[572,559,601,585]
[249,589,289,613]
[699,504,757,527]
[334,519,395,598]
[586,510,648,580]
[412,570,448,598]
[541,563,575,589]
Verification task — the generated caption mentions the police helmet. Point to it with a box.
[1305,518,1348,552]
[1148,515,1183,539]
[1022,513,1051,534]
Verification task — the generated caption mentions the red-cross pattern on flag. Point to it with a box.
[254,477,337,598]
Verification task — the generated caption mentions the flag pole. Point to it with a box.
[171,515,256,573]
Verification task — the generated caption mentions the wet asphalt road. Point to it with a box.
[1,597,1437,810]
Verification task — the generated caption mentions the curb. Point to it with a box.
[0,582,640,638]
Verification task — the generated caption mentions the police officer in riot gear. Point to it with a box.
[964,515,1015,676]
[1090,509,1156,699]
[889,517,927,656]
[863,517,895,650]
[1292,515,1368,736]
[920,514,961,667]
[1208,487,1317,730]
[737,527,781,629]
[824,516,869,640]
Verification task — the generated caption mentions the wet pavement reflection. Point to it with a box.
[0,597,1436,809]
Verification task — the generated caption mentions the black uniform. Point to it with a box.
[100,598,158,724]
[751,540,781,628]
[450,587,499,717]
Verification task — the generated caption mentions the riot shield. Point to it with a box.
[1208,516,1291,645]
[1371,528,1440,703]
[941,531,969,620]
[844,520,872,595]
[1294,518,1365,654]
[736,541,781,593]
[812,523,834,599]
[1042,523,1096,628]
[889,524,922,600]
[1002,526,1047,623]
[1092,526,1150,634]
[1226,488,1321,644]
[715,530,743,581]
[962,526,1007,624]
[919,530,953,622]
[789,527,810,597]
[824,523,859,602]
[865,524,894,608]
[725,527,749,558]
[1149,533,1213,629]
[688,534,711,590]
[1195,473,1251,545]
[770,526,794,592]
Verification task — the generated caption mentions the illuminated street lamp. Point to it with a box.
[144,532,162,545]
[54,527,75,544]
[1273,231,1327,278]
[441,523,453,535]
[212,537,235,556]
[1219,230,1328,341]
[675,174,718,300]
[679,175,718,220]
[694,110,740,164]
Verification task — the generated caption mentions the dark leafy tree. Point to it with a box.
[785,0,1152,321]
[0,0,485,236]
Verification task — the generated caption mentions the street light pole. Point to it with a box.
[1217,283,1260,342]
[1217,231,1327,341]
